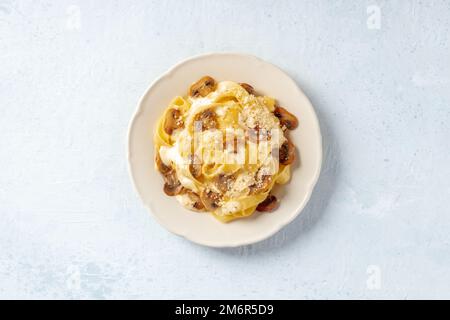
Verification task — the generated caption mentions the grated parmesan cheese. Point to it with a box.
[220,201,241,215]
[226,171,255,198]
[240,97,280,131]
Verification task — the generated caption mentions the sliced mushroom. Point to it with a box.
[163,170,183,196]
[274,106,298,130]
[194,109,217,130]
[156,152,171,174]
[216,174,235,193]
[164,108,184,135]
[189,76,217,98]
[279,139,295,165]
[256,194,278,212]
[249,174,272,195]
[185,190,205,211]
[188,154,202,179]
[239,83,255,95]
[200,189,222,211]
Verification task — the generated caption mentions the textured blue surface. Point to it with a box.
[0,0,449,299]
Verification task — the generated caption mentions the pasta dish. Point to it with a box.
[154,76,298,222]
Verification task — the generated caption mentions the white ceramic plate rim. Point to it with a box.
[127,52,322,247]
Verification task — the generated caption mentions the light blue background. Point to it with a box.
[1,0,449,299]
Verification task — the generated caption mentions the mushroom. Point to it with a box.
[279,139,295,165]
[200,189,222,211]
[256,194,278,212]
[194,109,217,130]
[185,190,205,211]
[162,170,183,196]
[216,174,235,193]
[274,106,298,130]
[155,152,171,174]
[189,76,217,98]
[239,83,255,95]
[249,174,272,195]
[164,108,184,135]
[188,154,202,179]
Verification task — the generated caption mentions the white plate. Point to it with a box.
[128,53,322,247]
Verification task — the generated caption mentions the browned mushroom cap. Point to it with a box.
[185,190,205,211]
[194,109,217,130]
[249,174,272,195]
[164,108,184,135]
[274,106,298,130]
[279,139,295,165]
[163,170,183,196]
[216,174,235,193]
[239,83,255,95]
[200,189,222,211]
[188,154,202,179]
[155,152,171,174]
[189,76,217,98]
[256,194,278,212]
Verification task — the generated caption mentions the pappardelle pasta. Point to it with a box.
[154,76,298,222]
